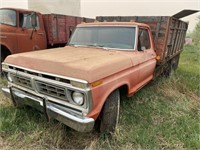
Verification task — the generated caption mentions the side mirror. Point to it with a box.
[31,12,37,28]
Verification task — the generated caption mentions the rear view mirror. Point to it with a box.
[31,12,37,28]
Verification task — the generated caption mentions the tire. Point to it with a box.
[172,54,180,71]
[0,52,6,75]
[163,54,180,77]
[100,89,120,134]
[0,50,10,76]
[162,61,172,77]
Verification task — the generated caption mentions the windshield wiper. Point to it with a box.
[68,44,84,47]
[69,43,109,50]
[85,44,109,49]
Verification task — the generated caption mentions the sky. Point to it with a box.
[81,0,200,32]
[0,0,28,8]
[0,0,199,32]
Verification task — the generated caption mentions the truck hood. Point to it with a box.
[4,46,134,83]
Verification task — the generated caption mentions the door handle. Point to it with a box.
[38,33,44,35]
[0,35,7,39]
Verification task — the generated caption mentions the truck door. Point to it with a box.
[17,13,46,52]
[33,15,46,50]
[17,12,35,53]
[137,27,156,84]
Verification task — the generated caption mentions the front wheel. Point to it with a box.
[0,51,6,75]
[100,89,120,134]
[0,52,6,75]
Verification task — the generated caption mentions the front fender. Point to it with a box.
[86,67,136,120]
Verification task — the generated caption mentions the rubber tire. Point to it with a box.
[163,54,180,77]
[1,55,3,73]
[172,54,180,71]
[162,61,172,77]
[100,89,120,134]
[0,52,6,75]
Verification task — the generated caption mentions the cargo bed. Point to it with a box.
[43,14,94,46]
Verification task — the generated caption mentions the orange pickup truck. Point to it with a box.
[1,11,196,133]
[0,8,94,71]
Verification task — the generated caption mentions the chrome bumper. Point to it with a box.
[2,87,94,132]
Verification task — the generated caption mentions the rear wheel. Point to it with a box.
[172,54,180,71]
[100,89,120,134]
[163,54,180,77]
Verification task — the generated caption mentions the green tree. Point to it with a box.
[191,17,200,44]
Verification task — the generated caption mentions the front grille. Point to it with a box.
[36,81,67,100]
[12,74,32,89]
[9,66,70,84]
[8,66,73,102]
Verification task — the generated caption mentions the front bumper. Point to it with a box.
[2,87,94,132]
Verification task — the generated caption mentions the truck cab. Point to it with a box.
[0,8,46,64]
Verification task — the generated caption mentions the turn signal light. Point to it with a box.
[91,80,103,87]
[155,56,161,60]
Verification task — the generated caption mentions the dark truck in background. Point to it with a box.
[1,10,199,133]
[0,8,94,71]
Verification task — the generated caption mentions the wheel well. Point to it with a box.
[97,84,128,118]
[118,84,129,100]
[1,45,11,61]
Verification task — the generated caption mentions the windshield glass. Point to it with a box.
[0,9,16,26]
[69,27,136,50]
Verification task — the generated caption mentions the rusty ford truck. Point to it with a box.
[0,8,94,71]
[1,10,197,133]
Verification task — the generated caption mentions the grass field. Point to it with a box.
[0,44,199,149]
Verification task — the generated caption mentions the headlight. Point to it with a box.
[72,92,84,106]
[7,72,12,82]
[2,64,9,70]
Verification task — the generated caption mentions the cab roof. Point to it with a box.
[77,21,150,28]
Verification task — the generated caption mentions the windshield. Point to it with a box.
[0,9,16,26]
[69,26,136,50]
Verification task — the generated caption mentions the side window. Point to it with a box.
[19,13,40,29]
[138,28,150,50]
